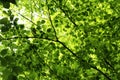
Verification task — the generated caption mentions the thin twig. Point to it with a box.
[46,0,58,40]
[53,0,78,27]
[90,65,112,80]
[0,36,56,42]
[57,40,79,58]
[18,13,38,26]
[103,58,116,72]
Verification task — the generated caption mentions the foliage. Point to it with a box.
[0,0,120,80]
[0,0,17,8]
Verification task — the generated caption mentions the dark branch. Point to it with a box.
[56,40,79,58]
[53,0,78,27]
[0,35,112,80]
[18,13,38,26]
[90,65,112,80]
[46,0,58,40]
[56,40,111,80]
[59,8,78,27]
[103,58,116,72]
[0,36,56,42]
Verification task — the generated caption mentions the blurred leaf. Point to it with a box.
[2,69,11,80]
[10,15,14,21]
[8,74,17,80]
[13,18,19,26]
[41,20,45,24]
[47,28,52,32]
[4,56,14,65]
[37,21,41,26]
[0,49,8,56]
[1,26,8,32]
[12,66,23,74]
[0,17,9,24]
[8,0,17,5]
[19,24,24,29]
[3,2,10,8]
[0,58,7,66]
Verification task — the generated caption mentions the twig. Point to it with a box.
[18,13,38,26]
[56,40,79,58]
[46,0,58,40]
[0,36,56,42]
[103,58,116,72]
[90,65,112,80]
[53,0,78,27]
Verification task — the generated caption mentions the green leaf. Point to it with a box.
[1,25,10,32]
[4,56,14,65]
[8,0,17,5]
[18,24,24,29]
[0,58,7,66]
[41,20,45,24]
[0,49,8,56]
[10,15,14,21]
[0,17,9,24]
[12,66,23,74]
[3,2,10,8]
[37,21,41,26]
[0,35,3,41]
[8,74,17,80]
[65,25,70,28]
[47,28,52,32]
[13,18,19,26]
[2,69,11,80]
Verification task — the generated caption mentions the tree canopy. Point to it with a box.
[0,0,120,80]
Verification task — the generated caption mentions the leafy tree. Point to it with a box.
[0,0,120,80]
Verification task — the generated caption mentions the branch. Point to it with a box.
[103,58,117,73]
[0,36,63,79]
[53,0,78,27]
[90,65,112,80]
[0,36,56,42]
[56,40,112,80]
[59,8,77,27]
[18,13,38,26]
[0,35,79,59]
[0,35,112,80]
[46,0,58,40]
[56,40,79,58]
